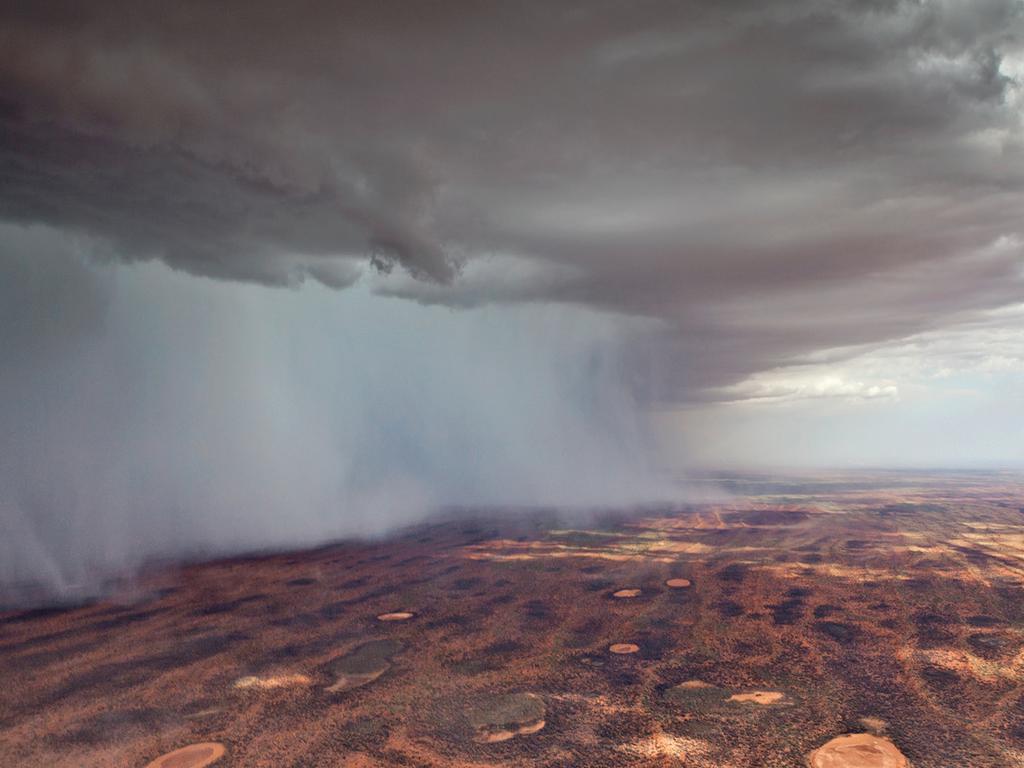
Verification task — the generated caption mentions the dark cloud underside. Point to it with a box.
[1,0,1022,400]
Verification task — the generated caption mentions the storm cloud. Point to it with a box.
[1,2,1023,601]
[1,0,1021,400]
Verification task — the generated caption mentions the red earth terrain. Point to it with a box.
[2,471,1023,767]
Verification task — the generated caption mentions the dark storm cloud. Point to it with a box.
[1,0,1022,399]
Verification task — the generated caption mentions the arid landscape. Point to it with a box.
[3,471,1024,767]
[3,2,1022,765]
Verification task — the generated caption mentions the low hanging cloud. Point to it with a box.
[0,223,675,603]
[1,0,1023,603]
[1,0,1022,401]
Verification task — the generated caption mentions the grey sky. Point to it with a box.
[1,1,1023,599]
[1,0,1021,401]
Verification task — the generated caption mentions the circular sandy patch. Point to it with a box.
[613,588,641,598]
[807,733,908,768]
[665,578,691,588]
[234,674,312,690]
[145,742,226,768]
[377,611,415,621]
[728,690,784,705]
[609,643,640,654]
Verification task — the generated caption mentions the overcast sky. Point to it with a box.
[1,1,1022,596]
[3,1,1022,398]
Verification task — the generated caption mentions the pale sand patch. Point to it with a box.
[183,707,223,720]
[477,718,546,743]
[903,545,947,555]
[631,512,727,531]
[807,733,909,768]
[145,742,226,768]
[609,643,639,654]
[649,542,713,554]
[676,680,715,689]
[770,562,917,582]
[616,732,705,760]
[326,669,386,693]
[728,690,784,705]
[665,578,691,588]
[921,646,1024,683]
[377,611,414,621]
[462,539,678,563]
[234,674,312,690]
[464,547,676,563]
[613,588,641,598]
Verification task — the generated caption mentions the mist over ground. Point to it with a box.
[2,1,1023,604]
[0,225,674,604]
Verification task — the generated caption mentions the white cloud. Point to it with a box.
[715,375,899,404]
[705,302,1024,406]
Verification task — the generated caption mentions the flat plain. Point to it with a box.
[2,471,1023,767]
